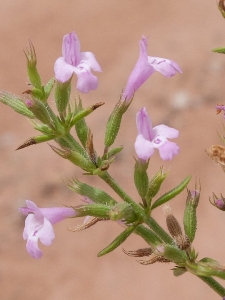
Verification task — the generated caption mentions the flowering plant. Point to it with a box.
[1,26,225,299]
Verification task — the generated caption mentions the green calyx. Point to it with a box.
[67,178,117,206]
[183,189,200,242]
[134,159,149,200]
[108,202,137,223]
[104,100,130,148]
[54,78,71,114]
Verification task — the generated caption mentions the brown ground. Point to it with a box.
[1,1,225,299]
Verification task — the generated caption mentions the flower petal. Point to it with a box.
[153,124,179,139]
[135,134,154,161]
[40,207,77,224]
[54,57,74,83]
[136,107,153,140]
[26,234,43,259]
[38,218,55,246]
[122,36,154,101]
[158,141,180,160]
[62,32,81,66]
[75,67,98,93]
[148,57,182,77]
[80,52,102,72]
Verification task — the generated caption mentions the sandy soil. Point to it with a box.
[1,1,225,300]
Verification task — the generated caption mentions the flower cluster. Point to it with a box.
[18,31,181,258]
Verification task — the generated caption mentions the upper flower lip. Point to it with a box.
[122,36,182,102]
[54,31,102,94]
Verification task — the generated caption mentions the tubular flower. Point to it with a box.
[135,107,179,161]
[122,36,182,102]
[20,200,77,259]
[54,32,102,93]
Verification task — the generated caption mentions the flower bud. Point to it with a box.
[183,189,200,242]
[67,178,117,206]
[209,193,225,211]
[146,167,167,205]
[104,100,130,148]
[54,78,71,114]
[0,91,34,119]
[134,159,149,201]
[25,97,51,124]
[24,40,42,90]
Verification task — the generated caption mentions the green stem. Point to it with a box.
[99,171,144,217]
[198,276,225,297]
[145,216,173,244]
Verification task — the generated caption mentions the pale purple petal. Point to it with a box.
[75,68,98,93]
[62,32,81,66]
[136,107,153,139]
[26,235,43,259]
[153,124,179,139]
[158,141,180,160]
[80,52,102,72]
[20,200,77,259]
[123,36,154,101]
[39,207,77,224]
[54,57,74,82]
[122,36,181,102]
[148,57,182,77]
[54,32,101,93]
[135,134,154,161]
[38,218,55,245]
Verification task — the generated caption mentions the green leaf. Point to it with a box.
[97,225,137,257]
[151,176,191,210]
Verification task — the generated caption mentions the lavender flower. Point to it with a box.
[122,36,182,102]
[20,200,77,259]
[135,107,179,161]
[54,32,102,93]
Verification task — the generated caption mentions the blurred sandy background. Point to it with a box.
[1,1,225,299]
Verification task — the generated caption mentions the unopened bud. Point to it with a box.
[183,188,200,242]
[0,91,34,119]
[134,159,149,201]
[54,78,71,114]
[104,100,130,148]
[24,40,42,90]
[210,193,225,211]
[146,167,167,204]
[67,178,117,206]
[25,97,51,124]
